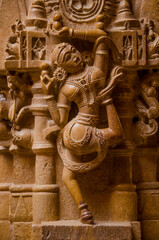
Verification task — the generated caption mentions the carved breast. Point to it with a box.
[66,66,99,108]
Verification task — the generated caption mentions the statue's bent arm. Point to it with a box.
[45,91,71,128]
[103,102,124,147]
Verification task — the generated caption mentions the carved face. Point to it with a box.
[150,75,159,87]
[7,74,17,90]
[57,44,84,74]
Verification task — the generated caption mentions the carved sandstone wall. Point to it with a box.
[0,0,159,240]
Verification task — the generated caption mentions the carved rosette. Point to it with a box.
[61,0,106,22]
[44,0,117,29]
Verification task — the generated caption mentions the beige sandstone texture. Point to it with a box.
[0,0,159,239]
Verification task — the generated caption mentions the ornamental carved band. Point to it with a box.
[0,0,159,239]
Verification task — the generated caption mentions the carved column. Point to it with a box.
[131,69,159,240]
[0,146,12,240]
[0,76,13,239]
[9,147,35,240]
[31,81,59,225]
[109,71,138,223]
[133,145,159,240]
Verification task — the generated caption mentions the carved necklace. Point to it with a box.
[66,66,97,108]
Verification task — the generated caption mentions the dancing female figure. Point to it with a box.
[41,28,124,224]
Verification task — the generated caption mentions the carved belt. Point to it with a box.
[76,112,99,127]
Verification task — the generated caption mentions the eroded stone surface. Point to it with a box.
[0,221,10,240]
[42,221,133,240]
[141,220,159,240]
[13,223,32,240]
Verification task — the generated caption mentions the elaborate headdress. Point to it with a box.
[51,42,70,66]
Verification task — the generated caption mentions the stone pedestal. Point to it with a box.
[42,221,133,240]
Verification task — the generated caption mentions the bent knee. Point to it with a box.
[109,131,125,146]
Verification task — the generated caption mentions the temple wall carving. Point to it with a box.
[0,0,159,239]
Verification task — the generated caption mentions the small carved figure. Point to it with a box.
[41,28,124,224]
[123,36,133,60]
[0,77,12,141]
[6,19,25,60]
[141,19,159,60]
[133,71,159,145]
[140,72,159,119]
[7,72,33,148]
[7,72,32,123]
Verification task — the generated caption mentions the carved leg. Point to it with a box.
[62,167,94,224]
[62,167,83,205]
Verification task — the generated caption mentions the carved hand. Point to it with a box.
[40,72,54,95]
[40,63,54,95]
[98,66,125,103]
[58,27,70,37]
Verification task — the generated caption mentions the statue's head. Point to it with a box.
[51,43,84,74]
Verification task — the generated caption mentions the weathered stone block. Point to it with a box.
[42,221,133,240]
[0,221,10,240]
[31,224,42,240]
[13,154,35,184]
[133,149,157,183]
[13,223,32,240]
[0,193,9,220]
[109,186,137,222]
[10,194,32,222]
[138,190,159,220]
[33,191,59,224]
[0,153,13,182]
[141,220,159,240]
[131,222,142,240]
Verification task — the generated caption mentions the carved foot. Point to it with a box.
[78,202,94,224]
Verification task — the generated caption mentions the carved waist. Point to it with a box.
[76,112,99,127]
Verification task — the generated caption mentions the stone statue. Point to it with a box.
[40,28,124,224]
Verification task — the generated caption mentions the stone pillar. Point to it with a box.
[109,71,138,223]
[0,146,13,240]
[31,82,59,225]
[133,147,159,240]
[109,149,137,222]
[9,147,35,240]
